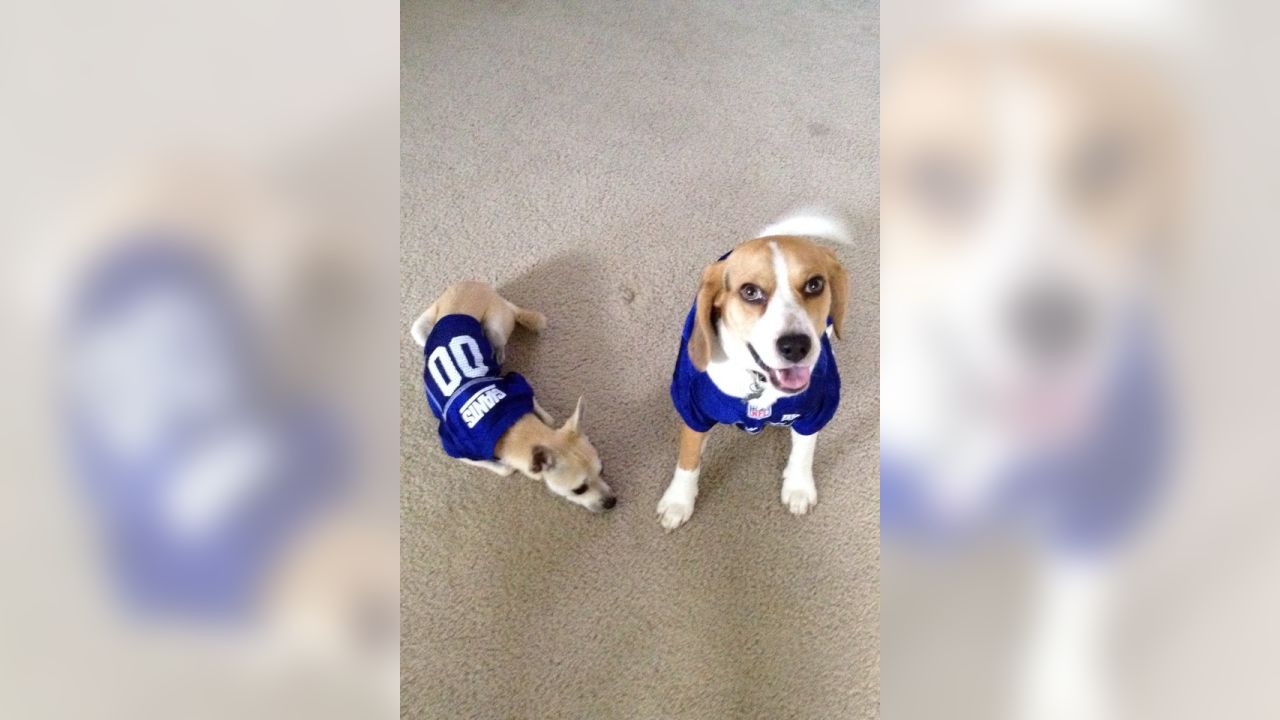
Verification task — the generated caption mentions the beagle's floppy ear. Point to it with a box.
[824,249,849,340]
[562,396,583,434]
[688,260,726,371]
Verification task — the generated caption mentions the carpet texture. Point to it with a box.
[401,2,879,717]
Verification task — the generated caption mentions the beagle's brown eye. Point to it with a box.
[571,483,588,495]
[739,284,766,304]
[803,276,825,296]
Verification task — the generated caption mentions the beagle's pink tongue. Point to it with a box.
[775,365,811,391]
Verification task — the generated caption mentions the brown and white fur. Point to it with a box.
[882,36,1184,720]
[410,281,615,512]
[656,213,850,531]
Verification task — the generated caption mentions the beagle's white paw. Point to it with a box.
[657,467,699,531]
[781,470,817,515]
[656,495,694,531]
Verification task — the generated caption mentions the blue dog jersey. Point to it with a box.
[670,303,841,435]
[66,241,343,619]
[881,315,1169,556]
[423,314,535,461]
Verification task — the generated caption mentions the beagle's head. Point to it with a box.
[881,37,1184,439]
[688,236,848,394]
[527,398,615,512]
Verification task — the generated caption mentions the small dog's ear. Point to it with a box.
[563,396,584,433]
[688,260,726,371]
[530,445,555,474]
[824,249,849,340]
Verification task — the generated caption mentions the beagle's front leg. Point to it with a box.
[656,424,707,531]
[781,428,818,514]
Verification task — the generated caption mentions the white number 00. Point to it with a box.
[428,336,489,395]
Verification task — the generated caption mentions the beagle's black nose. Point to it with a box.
[1008,282,1091,367]
[602,496,617,510]
[776,333,812,363]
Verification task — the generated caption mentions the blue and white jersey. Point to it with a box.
[423,314,535,461]
[881,317,1170,556]
[670,303,841,435]
[64,241,342,620]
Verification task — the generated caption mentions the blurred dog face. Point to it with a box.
[882,39,1182,441]
[528,399,615,512]
[264,512,400,703]
[689,236,848,394]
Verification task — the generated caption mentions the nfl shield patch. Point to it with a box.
[746,399,773,420]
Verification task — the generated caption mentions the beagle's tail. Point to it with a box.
[757,208,852,245]
[409,302,439,347]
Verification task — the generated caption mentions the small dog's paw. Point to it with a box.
[656,495,694,531]
[492,343,506,364]
[781,474,817,515]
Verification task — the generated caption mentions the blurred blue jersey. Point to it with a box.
[65,242,341,620]
[881,319,1169,555]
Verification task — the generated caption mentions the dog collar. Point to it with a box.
[744,343,773,400]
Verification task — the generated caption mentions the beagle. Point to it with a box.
[411,281,615,512]
[656,212,850,530]
[880,36,1184,720]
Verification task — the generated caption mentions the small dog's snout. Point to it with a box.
[775,333,812,363]
[602,496,617,510]
[1008,282,1090,365]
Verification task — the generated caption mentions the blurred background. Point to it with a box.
[0,1,398,718]
[882,0,1280,719]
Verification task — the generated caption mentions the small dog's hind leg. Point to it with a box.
[481,311,516,365]
[513,305,546,332]
[532,400,556,425]
[409,302,440,347]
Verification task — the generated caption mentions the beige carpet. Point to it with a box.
[400,2,879,717]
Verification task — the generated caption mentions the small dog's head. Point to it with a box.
[527,398,615,512]
[688,236,848,394]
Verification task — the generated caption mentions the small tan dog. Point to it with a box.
[411,281,615,512]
